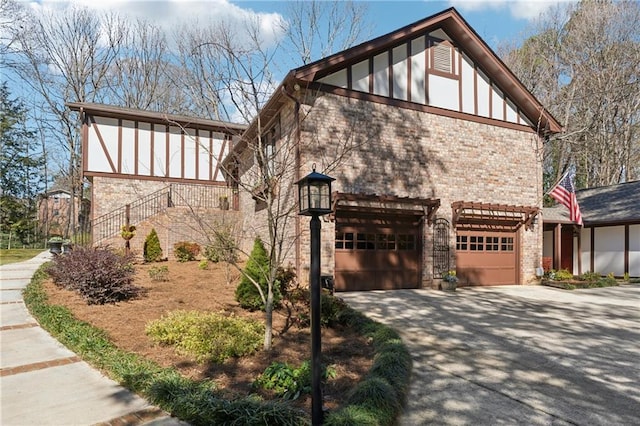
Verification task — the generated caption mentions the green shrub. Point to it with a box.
[321,293,349,327]
[235,238,281,311]
[143,228,163,262]
[554,269,574,281]
[198,260,208,270]
[46,246,140,305]
[203,227,238,263]
[148,265,169,282]
[254,360,336,401]
[580,271,600,282]
[173,241,201,262]
[343,377,400,425]
[276,264,297,296]
[596,274,618,287]
[146,310,264,363]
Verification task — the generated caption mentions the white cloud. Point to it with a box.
[27,0,286,48]
[448,0,573,21]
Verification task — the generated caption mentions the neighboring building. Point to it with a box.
[66,102,247,256]
[37,189,88,238]
[543,180,640,277]
[226,7,562,290]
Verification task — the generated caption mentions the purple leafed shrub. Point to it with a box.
[46,246,141,305]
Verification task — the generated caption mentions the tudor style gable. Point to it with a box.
[67,103,246,185]
[291,7,562,135]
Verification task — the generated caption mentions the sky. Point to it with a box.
[24,0,574,52]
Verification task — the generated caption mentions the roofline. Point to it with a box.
[291,7,562,135]
[66,102,248,134]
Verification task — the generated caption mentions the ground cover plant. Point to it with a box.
[28,256,412,424]
[542,269,628,290]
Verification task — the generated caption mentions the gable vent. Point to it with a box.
[432,43,453,74]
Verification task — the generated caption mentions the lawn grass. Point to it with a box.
[0,249,46,266]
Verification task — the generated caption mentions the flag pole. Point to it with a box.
[545,169,569,196]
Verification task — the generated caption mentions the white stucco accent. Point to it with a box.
[373,52,389,97]
[410,37,426,105]
[476,70,490,118]
[630,224,640,276]
[352,60,369,93]
[319,68,347,88]
[429,74,459,110]
[461,53,475,115]
[137,122,152,176]
[392,45,409,101]
[581,228,591,272]
[594,226,625,276]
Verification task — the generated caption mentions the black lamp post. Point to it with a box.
[296,167,335,425]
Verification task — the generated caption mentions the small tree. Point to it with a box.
[143,228,163,262]
[235,237,281,311]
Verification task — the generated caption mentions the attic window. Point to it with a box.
[430,41,456,76]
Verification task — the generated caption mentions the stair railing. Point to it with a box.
[91,183,236,244]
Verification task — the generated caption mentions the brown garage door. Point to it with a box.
[455,230,518,286]
[335,220,421,291]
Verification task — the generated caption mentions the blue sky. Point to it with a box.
[24,1,572,52]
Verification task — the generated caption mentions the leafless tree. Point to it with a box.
[280,0,372,65]
[499,0,640,188]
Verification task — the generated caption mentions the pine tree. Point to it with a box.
[0,82,44,244]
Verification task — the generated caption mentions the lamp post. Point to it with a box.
[296,167,335,425]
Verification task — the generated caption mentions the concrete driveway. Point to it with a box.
[339,285,640,425]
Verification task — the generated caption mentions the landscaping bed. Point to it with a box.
[42,259,375,412]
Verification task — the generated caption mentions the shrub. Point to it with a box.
[144,228,163,262]
[173,241,201,262]
[148,265,169,282]
[554,269,574,281]
[321,293,349,327]
[46,246,140,305]
[276,264,297,296]
[579,271,600,283]
[255,360,336,401]
[198,259,208,270]
[146,310,264,363]
[203,227,238,263]
[235,238,281,311]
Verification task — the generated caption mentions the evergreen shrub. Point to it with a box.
[144,228,163,262]
[235,238,281,311]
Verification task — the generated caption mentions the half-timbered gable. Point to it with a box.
[290,8,561,135]
[68,103,245,185]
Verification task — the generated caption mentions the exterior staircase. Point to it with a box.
[91,183,240,259]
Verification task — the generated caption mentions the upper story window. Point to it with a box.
[260,117,280,176]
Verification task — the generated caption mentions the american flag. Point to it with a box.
[549,168,583,226]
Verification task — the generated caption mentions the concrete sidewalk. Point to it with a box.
[0,251,186,426]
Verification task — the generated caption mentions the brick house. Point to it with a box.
[66,102,246,257]
[37,189,89,238]
[226,7,562,291]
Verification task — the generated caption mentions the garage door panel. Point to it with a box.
[456,231,518,286]
[335,219,421,291]
[334,269,418,291]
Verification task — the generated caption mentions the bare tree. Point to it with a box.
[280,0,372,65]
[7,4,125,238]
[499,0,640,188]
